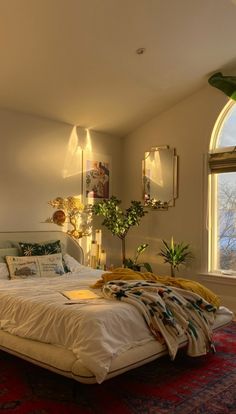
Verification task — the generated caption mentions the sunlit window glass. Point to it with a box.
[217,104,236,148]
[217,172,236,271]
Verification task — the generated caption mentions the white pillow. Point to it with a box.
[6,253,65,279]
[63,253,86,273]
[0,263,10,279]
[0,247,19,263]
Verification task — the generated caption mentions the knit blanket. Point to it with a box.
[102,280,216,360]
[92,267,220,308]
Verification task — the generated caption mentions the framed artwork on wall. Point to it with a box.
[83,152,112,203]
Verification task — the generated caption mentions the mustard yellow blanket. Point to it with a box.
[91,267,220,308]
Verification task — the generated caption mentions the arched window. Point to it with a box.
[209,101,236,275]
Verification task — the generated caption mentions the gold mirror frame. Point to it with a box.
[142,146,178,209]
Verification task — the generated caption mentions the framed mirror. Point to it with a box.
[142,146,178,209]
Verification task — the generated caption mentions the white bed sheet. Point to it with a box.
[0,268,155,383]
[0,267,233,384]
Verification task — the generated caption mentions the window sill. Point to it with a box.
[198,272,236,286]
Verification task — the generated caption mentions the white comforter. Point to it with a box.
[0,267,154,383]
[0,266,233,383]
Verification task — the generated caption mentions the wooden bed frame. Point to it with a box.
[0,231,233,384]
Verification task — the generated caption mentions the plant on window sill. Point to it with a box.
[159,237,192,277]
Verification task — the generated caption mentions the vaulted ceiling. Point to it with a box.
[1,0,236,136]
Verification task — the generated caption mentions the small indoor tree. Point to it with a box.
[92,196,147,265]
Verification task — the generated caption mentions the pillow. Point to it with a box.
[0,263,10,279]
[19,240,61,256]
[0,247,19,263]
[63,253,84,273]
[0,242,12,248]
[5,253,65,279]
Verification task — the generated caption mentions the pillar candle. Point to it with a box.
[95,229,102,245]
[91,240,98,256]
[95,229,102,264]
[100,249,107,270]
[90,240,97,268]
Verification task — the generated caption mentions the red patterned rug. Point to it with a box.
[0,322,236,414]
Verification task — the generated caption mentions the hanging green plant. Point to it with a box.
[208,72,236,101]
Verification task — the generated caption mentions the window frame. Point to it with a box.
[208,100,236,275]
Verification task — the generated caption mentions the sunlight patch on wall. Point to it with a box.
[62,126,82,178]
[85,128,92,152]
[62,126,93,178]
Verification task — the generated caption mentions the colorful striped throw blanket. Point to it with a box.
[102,280,216,360]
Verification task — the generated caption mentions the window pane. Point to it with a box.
[217,172,236,271]
[217,104,236,148]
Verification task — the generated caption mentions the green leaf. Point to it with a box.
[142,262,153,272]
[137,243,148,254]
[208,72,236,100]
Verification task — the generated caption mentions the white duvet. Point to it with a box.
[0,266,154,383]
[0,264,233,383]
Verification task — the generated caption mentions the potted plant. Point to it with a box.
[159,237,192,277]
[124,243,153,272]
[92,196,147,264]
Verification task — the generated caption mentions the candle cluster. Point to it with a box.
[90,229,107,270]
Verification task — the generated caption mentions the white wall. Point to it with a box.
[122,86,236,311]
[0,109,122,265]
[1,91,235,311]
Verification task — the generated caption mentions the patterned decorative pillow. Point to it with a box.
[19,240,61,256]
[5,253,65,279]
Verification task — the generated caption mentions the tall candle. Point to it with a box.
[91,240,98,256]
[95,229,102,265]
[95,229,102,245]
[90,241,98,268]
[100,249,106,270]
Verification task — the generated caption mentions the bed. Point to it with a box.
[0,231,233,384]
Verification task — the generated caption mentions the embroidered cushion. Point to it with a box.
[6,253,65,279]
